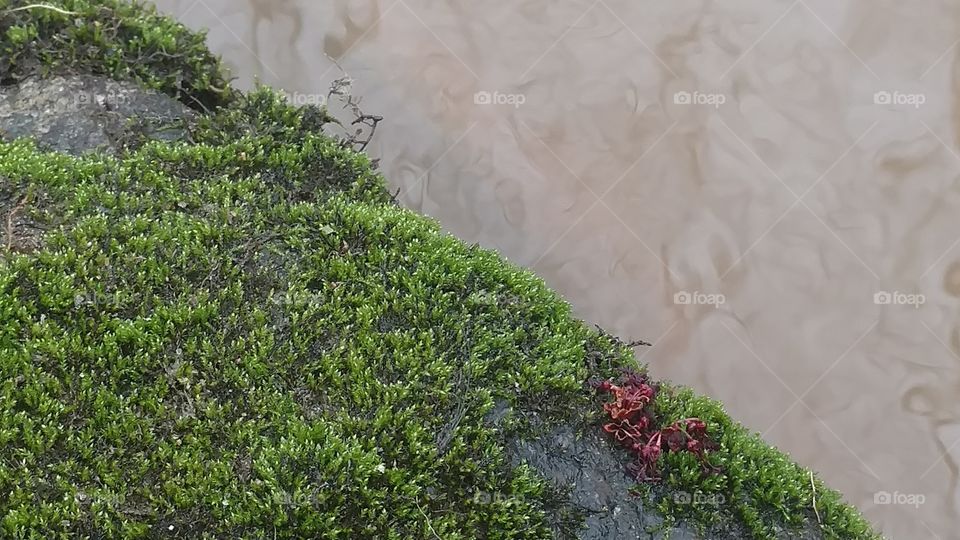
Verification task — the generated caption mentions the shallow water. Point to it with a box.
[151,1,960,537]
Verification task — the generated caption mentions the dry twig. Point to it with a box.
[810,470,822,525]
[2,3,79,16]
[5,192,30,252]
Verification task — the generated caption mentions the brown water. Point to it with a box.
[151,1,960,537]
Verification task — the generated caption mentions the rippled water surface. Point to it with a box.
[151,1,960,537]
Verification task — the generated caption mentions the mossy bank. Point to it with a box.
[0,1,880,538]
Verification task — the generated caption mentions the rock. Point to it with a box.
[486,391,776,540]
[484,399,702,540]
[0,74,193,155]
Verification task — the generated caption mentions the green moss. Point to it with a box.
[0,0,234,109]
[0,0,880,538]
[191,86,334,147]
[649,387,879,539]
[0,136,587,538]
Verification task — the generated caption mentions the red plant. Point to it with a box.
[591,369,718,481]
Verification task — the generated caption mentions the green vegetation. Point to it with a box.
[0,0,234,109]
[649,387,878,539]
[0,0,880,538]
[0,133,589,538]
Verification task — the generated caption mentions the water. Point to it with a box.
[150,1,960,537]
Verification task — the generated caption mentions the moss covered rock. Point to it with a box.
[0,1,880,538]
[0,74,194,155]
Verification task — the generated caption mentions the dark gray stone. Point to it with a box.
[0,74,193,155]
[489,399,763,540]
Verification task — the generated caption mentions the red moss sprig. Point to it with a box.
[591,369,718,481]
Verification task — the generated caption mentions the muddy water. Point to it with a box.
[151,1,960,537]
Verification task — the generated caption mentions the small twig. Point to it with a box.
[175,80,212,115]
[5,192,29,252]
[435,367,469,454]
[415,501,442,540]
[2,3,79,16]
[809,470,822,525]
[326,75,383,151]
[349,113,383,152]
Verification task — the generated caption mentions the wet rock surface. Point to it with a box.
[492,398,751,540]
[501,408,826,539]
[510,419,698,540]
[0,74,193,155]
